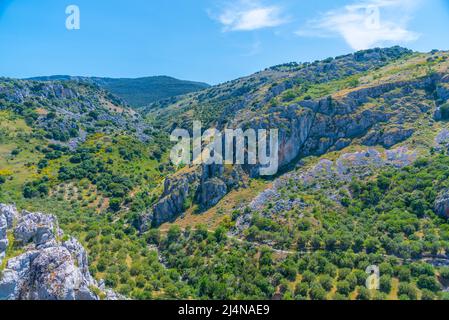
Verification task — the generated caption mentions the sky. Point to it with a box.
[0,0,448,84]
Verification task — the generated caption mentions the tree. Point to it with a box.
[309,283,327,300]
[109,198,121,212]
[417,275,440,292]
[301,271,316,284]
[379,275,392,294]
[295,282,309,299]
[167,225,181,243]
[337,280,351,296]
[356,286,371,300]
[440,103,449,120]
[421,289,436,301]
[319,275,334,292]
[439,267,449,282]
[146,229,161,245]
[398,283,418,300]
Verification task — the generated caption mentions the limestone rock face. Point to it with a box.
[0,214,8,265]
[199,178,227,208]
[0,204,119,300]
[437,83,449,101]
[63,237,93,284]
[0,205,18,266]
[0,204,19,229]
[435,191,449,219]
[362,127,415,148]
[148,170,199,228]
[14,212,59,248]
[142,51,445,228]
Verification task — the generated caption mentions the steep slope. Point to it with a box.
[143,47,449,228]
[0,204,121,300]
[146,46,412,129]
[0,78,184,300]
[3,47,449,300]
[141,48,449,300]
[28,75,210,108]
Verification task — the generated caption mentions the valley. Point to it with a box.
[2,47,449,300]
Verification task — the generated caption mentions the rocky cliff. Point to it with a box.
[0,204,120,300]
[143,49,449,228]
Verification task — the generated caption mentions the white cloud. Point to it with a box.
[214,0,288,32]
[296,0,421,50]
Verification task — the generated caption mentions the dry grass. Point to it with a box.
[160,179,269,232]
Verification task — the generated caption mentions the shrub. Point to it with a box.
[356,286,371,300]
[398,283,418,300]
[109,198,121,212]
[440,103,449,120]
[336,280,351,295]
[416,275,440,292]
[379,275,392,294]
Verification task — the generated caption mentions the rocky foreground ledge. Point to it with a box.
[0,204,121,300]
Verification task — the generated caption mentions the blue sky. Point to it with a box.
[0,0,448,84]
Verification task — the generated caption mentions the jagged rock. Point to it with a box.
[362,127,414,148]
[331,138,351,151]
[199,178,227,208]
[144,49,439,228]
[151,188,187,227]
[14,212,59,248]
[0,205,118,300]
[148,170,199,228]
[0,205,18,265]
[145,163,244,228]
[437,84,449,101]
[63,237,93,283]
[0,204,19,229]
[435,191,449,219]
[0,214,8,264]
[434,107,442,121]
[435,129,449,151]
[248,147,416,215]
[0,251,39,300]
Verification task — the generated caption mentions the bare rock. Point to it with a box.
[199,178,227,208]
[0,204,119,300]
[435,191,449,219]
[14,212,59,248]
[0,204,19,229]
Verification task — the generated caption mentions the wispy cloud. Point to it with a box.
[296,0,421,50]
[242,40,262,56]
[213,0,289,32]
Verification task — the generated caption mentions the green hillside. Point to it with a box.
[3,47,449,300]
[28,75,210,108]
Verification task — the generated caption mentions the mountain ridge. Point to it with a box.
[2,46,449,300]
[26,75,210,108]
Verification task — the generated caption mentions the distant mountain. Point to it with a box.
[27,75,210,108]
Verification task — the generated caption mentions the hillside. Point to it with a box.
[28,75,210,108]
[2,47,449,300]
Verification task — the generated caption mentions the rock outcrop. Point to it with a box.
[140,163,245,229]
[142,48,446,229]
[0,205,18,266]
[141,169,199,230]
[0,205,119,300]
[435,191,449,219]
[0,214,7,266]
